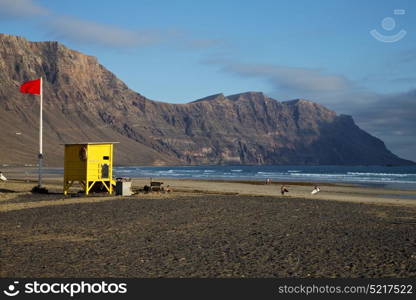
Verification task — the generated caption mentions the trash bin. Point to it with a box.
[115,177,132,196]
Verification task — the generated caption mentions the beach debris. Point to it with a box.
[0,171,7,181]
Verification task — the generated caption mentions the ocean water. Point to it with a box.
[113,165,416,190]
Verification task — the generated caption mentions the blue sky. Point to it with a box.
[0,0,415,160]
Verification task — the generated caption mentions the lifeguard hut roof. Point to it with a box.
[62,142,120,145]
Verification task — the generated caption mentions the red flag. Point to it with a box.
[20,79,41,95]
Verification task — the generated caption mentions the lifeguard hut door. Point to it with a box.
[63,143,117,195]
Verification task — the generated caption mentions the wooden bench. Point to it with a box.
[150,181,164,192]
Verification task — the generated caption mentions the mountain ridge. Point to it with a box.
[0,33,413,166]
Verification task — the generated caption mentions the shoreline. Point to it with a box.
[1,173,416,211]
[3,165,416,191]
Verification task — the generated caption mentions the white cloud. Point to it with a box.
[204,59,356,102]
[0,0,150,47]
[223,63,351,93]
[0,0,49,17]
[0,0,225,49]
[46,16,161,48]
[186,38,227,49]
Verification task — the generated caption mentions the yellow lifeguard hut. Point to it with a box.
[63,142,118,195]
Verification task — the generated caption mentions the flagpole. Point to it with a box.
[38,77,43,187]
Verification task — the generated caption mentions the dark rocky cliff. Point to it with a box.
[0,33,413,166]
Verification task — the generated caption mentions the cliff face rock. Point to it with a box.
[0,33,413,166]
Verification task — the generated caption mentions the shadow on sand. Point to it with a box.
[0,188,16,193]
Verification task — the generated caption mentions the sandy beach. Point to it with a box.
[1,170,416,277]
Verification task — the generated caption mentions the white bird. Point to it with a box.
[0,173,7,181]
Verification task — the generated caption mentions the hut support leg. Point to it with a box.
[64,182,67,195]
[86,181,96,195]
[63,180,74,195]
[101,181,111,194]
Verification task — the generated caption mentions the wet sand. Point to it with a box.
[132,178,416,207]
[1,176,416,278]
